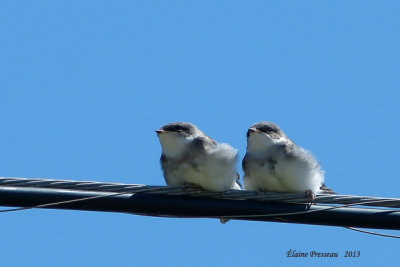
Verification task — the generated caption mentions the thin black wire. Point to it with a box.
[0,192,128,213]
[218,198,400,219]
[346,227,400,239]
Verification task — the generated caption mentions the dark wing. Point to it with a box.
[243,150,279,173]
[283,142,296,157]
[242,153,250,175]
[160,154,171,176]
[160,154,169,182]
[160,154,167,170]
[192,136,216,151]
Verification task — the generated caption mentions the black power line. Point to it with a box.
[0,177,399,230]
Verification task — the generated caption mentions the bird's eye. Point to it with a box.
[165,125,189,132]
[259,126,275,133]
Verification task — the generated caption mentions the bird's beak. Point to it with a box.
[248,128,257,133]
[155,129,164,134]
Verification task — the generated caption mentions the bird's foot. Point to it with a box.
[306,190,316,201]
[257,189,269,194]
[220,218,230,224]
[182,183,203,191]
[305,190,316,209]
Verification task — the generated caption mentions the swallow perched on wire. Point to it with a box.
[156,122,241,192]
[243,121,334,199]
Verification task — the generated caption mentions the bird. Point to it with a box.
[156,122,241,192]
[242,121,334,199]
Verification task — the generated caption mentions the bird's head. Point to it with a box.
[246,121,288,152]
[156,122,200,157]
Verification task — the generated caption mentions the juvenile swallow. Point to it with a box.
[156,122,241,192]
[243,121,333,198]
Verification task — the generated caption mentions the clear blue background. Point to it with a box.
[1,1,399,266]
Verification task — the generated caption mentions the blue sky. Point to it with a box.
[1,1,399,266]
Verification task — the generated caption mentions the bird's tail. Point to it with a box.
[235,172,244,189]
[320,183,336,194]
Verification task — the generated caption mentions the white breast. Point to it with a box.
[187,143,239,191]
[160,133,240,191]
[158,133,194,158]
[244,136,324,194]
